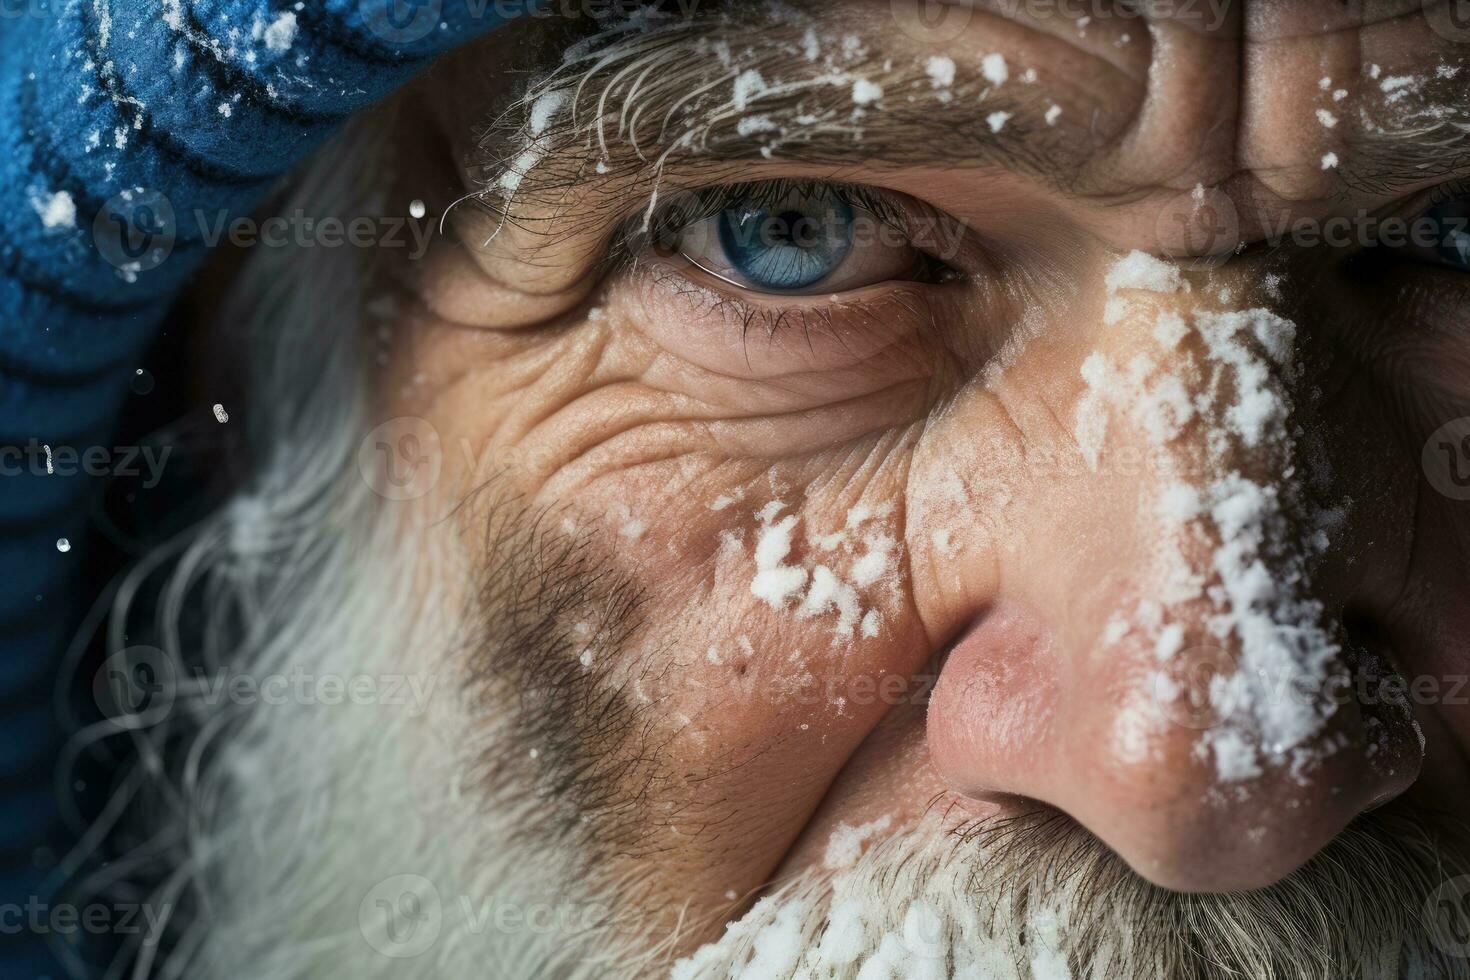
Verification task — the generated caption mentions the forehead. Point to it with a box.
[431,0,1468,256]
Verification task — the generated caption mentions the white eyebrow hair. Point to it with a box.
[468,3,1470,228]
[469,5,1079,210]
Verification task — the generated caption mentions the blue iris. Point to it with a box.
[717,194,855,290]
[1423,197,1470,272]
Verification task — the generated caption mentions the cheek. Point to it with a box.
[380,300,941,746]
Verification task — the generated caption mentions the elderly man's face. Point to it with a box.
[202,0,1470,974]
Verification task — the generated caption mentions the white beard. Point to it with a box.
[672,811,1465,980]
[89,115,633,980]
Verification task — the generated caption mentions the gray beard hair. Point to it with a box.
[75,103,1470,980]
[674,809,1470,980]
[72,114,638,980]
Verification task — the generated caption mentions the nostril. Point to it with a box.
[926,593,1426,894]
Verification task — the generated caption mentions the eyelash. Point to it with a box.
[610,178,959,283]
[1414,177,1470,213]
[1342,177,1470,278]
[642,257,943,375]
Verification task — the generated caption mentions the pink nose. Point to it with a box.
[925,599,1421,892]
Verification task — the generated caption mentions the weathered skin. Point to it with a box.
[366,0,1469,950]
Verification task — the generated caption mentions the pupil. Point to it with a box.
[764,211,820,249]
[719,194,854,291]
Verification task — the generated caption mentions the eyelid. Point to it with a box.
[1386,177,1470,225]
[614,178,972,271]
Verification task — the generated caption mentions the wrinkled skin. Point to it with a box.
[364,0,1469,952]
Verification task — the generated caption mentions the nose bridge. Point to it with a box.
[917,259,1423,892]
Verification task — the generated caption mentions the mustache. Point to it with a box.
[673,803,1470,980]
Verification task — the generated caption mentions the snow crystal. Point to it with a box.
[850,538,893,588]
[31,190,76,230]
[823,816,892,869]
[737,115,778,137]
[851,79,883,106]
[980,52,1008,86]
[925,55,955,88]
[262,11,296,53]
[529,88,570,137]
[1105,250,1183,294]
[1207,728,1263,781]
[733,69,767,110]
[801,27,820,62]
[752,505,809,608]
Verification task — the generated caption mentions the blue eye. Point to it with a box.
[660,182,945,296]
[1400,195,1470,272]
[715,193,855,291]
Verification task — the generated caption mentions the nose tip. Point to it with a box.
[926,600,1421,892]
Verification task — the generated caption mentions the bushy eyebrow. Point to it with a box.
[1339,99,1470,196]
[465,9,1088,210]
[461,4,1470,243]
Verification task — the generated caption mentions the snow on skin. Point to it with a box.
[752,502,809,609]
[1080,253,1346,783]
[925,55,955,89]
[980,52,1008,86]
[749,501,897,640]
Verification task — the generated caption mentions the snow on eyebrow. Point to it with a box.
[474,6,1059,221]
